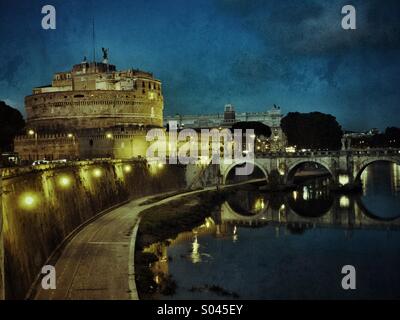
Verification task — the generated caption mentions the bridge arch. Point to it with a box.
[221,201,269,221]
[222,160,268,185]
[354,158,400,182]
[285,159,335,184]
[355,196,400,222]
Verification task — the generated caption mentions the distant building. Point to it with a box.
[164,104,287,152]
[164,104,283,129]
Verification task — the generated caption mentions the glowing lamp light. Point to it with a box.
[93,168,102,177]
[123,164,132,173]
[106,133,113,139]
[157,162,164,169]
[20,193,38,209]
[59,176,71,187]
[24,196,34,205]
[28,129,35,136]
[67,133,74,138]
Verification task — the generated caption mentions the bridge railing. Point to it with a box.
[255,150,341,157]
[255,148,400,158]
[0,157,148,179]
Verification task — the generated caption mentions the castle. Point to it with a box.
[14,50,164,161]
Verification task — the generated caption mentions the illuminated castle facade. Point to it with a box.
[15,52,164,161]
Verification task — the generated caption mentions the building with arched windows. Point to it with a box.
[14,54,164,162]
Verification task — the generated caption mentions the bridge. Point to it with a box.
[219,148,400,187]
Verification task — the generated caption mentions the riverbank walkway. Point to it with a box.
[34,179,262,300]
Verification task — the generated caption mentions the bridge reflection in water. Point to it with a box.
[220,162,400,233]
[143,162,400,299]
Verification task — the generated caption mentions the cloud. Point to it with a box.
[0,55,24,86]
[214,0,400,56]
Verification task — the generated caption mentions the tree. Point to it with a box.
[232,121,272,138]
[352,127,400,149]
[0,101,25,152]
[281,112,342,150]
[385,127,400,148]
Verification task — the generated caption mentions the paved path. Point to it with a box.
[35,180,262,300]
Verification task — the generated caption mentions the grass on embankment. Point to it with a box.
[136,191,225,250]
[135,190,227,299]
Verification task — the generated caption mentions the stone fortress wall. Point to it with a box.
[0,160,188,299]
[14,127,151,161]
[26,89,163,131]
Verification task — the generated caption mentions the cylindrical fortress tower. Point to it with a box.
[25,60,164,131]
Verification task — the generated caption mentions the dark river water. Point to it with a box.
[145,162,400,299]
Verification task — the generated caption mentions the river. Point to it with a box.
[141,162,400,299]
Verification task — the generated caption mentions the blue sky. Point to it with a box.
[0,0,399,131]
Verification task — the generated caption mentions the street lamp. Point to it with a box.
[20,192,39,210]
[123,164,132,173]
[28,129,38,161]
[58,175,72,188]
[93,168,102,178]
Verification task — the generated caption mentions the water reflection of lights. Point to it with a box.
[204,217,215,229]
[340,195,350,208]
[254,198,265,211]
[279,204,286,221]
[233,225,238,242]
[391,163,400,192]
[339,174,350,186]
[191,235,201,264]
[293,191,298,200]
[303,186,309,200]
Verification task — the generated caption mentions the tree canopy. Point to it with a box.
[0,101,25,152]
[281,112,343,150]
[232,121,272,138]
[352,127,400,148]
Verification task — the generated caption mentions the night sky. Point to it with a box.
[0,0,399,131]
